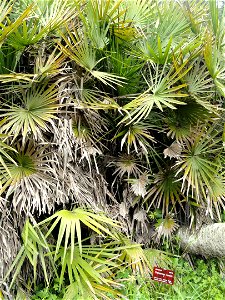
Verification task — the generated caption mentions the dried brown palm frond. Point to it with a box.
[132,208,151,244]
[0,136,107,215]
[103,201,131,238]
[71,113,104,172]
[14,117,112,213]
[59,164,111,211]
[107,188,135,237]
[0,205,21,280]
[42,150,112,213]
[163,142,182,159]
[48,121,113,212]
[129,173,148,198]
[51,116,104,173]
[109,153,143,183]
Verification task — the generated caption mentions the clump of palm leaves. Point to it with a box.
[3,208,155,300]
[1,0,225,298]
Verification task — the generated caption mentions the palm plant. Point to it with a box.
[1,0,225,298]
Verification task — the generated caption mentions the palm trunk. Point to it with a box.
[178,224,225,258]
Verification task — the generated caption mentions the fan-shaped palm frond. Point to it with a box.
[154,214,179,241]
[208,0,225,43]
[0,1,33,47]
[0,133,18,175]
[144,167,184,215]
[205,172,225,220]
[0,141,59,213]
[63,282,121,300]
[155,1,190,44]
[144,248,172,270]
[12,0,74,33]
[114,122,155,154]
[134,0,201,64]
[72,118,92,142]
[109,153,143,181]
[39,208,119,265]
[165,101,211,141]
[82,0,124,25]
[163,142,182,159]
[34,49,66,80]
[116,236,151,275]
[181,0,208,34]
[136,36,175,65]
[7,19,52,50]
[4,210,122,297]
[175,124,223,202]
[79,0,122,50]
[1,84,59,140]
[184,60,214,98]
[106,46,144,95]
[129,173,148,198]
[203,33,225,98]
[121,0,153,27]
[7,0,74,49]
[35,0,75,30]
[121,61,190,124]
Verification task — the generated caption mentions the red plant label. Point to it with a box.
[152,267,175,285]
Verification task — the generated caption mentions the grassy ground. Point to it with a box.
[113,258,225,300]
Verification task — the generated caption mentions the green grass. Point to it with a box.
[113,258,225,300]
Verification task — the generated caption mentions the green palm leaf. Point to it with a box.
[144,167,184,215]
[12,0,74,32]
[7,19,55,49]
[121,61,190,124]
[79,0,124,50]
[59,28,125,88]
[175,125,223,201]
[112,235,151,276]
[4,219,56,289]
[39,208,119,264]
[57,245,120,296]
[114,121,155,154]
[1,84,59,139]
[34,49,65,79]
[166,101,211,141]
[0,2,33,46]
[203,33,225,98]
[184,60,214,98]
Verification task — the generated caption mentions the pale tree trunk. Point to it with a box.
[178,223,225,257]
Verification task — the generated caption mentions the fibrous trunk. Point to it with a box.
[178,224,225,257]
